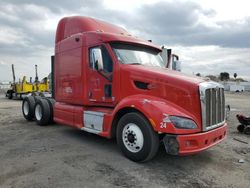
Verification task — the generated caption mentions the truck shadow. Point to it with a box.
[60,127,215,165]
[59,128,120,153]
[55,127,218,187]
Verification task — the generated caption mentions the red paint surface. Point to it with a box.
[177,123,227,155]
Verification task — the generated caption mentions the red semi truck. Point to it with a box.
[22,16,227,162]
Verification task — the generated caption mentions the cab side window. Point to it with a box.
[89,46,113,73]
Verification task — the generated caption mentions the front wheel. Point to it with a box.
[116,112,159,162]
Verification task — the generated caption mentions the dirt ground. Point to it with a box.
[0,92,249,188]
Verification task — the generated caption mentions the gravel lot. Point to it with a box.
[0,92,249,188]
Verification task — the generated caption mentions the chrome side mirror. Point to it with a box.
[92,48,103,71]
[172,60,181,71]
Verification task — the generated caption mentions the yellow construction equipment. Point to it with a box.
[15,76,34,94]
[6,64,49,99]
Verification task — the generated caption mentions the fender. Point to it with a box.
[112,94,201,135]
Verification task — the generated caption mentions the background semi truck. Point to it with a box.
[22,16,227,162]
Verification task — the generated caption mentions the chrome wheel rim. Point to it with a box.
[35,104,42,121]
[122,123,144,153]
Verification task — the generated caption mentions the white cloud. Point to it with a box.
[0,27,28,45]
[0,0,249,82]
[194,0,250,21]
[171,45,250,80]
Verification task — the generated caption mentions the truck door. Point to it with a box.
[88,45,114,104]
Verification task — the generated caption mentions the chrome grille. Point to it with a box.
[200,82,225,131]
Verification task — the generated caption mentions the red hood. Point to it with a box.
[120,65,205,125]
[122,65,205,90]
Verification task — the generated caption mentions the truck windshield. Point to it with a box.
[111,43,164,67]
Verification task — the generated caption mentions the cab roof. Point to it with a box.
[56,16,129,43]
[56,16,161,51]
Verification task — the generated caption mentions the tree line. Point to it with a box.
[195,72,247,82]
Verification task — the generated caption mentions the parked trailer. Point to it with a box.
[6,64,49,99]
[22,16,227,162]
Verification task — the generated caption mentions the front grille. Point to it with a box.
[200,82,225,131]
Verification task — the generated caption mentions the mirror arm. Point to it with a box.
[172,54,179,61]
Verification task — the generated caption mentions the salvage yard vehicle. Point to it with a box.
[22,16,227,162]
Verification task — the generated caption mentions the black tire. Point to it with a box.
[243,126,250,135]
[116,112,159,162]
[44,98,55,123]
[7,90,13,99]
[39,92,45,97]
[34,98,51,126]
[22,96,36,121]
[34,96,42,102]
[237,124,245,133]
[32,92,39,96]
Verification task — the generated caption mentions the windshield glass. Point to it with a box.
[111,43,164,67]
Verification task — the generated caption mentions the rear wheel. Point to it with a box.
[116,112,159,162]
[34,98,51,126]
[34,96,42,102]
[44,98,55,123]
[6,90,13,99]
[22,96,35,121]
[237,124,245,133]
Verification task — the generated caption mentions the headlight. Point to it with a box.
[169,116,197,129]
